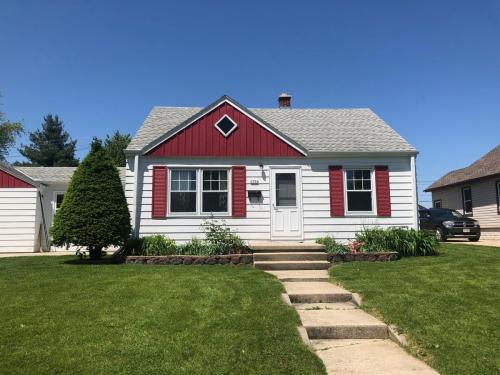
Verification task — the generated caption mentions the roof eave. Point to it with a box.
[425,171,500,192]
[308,150,419,157]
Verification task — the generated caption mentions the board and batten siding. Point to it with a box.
[431,177,500,238]
[127,156,416,242]
[0,188,38,252]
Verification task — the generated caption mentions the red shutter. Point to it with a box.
[329,166,344,217]
[375,166,391,217]
[152,166,167,219]
[232,166,246,217]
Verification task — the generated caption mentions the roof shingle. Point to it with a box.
[425,145,500,191]
[127,101,416,154]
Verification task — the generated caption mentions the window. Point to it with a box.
[345,169,373,213]
[53,192,65,212]
[275,173,297,206]
[168,168,230,215]
[433,199,442,208]
[214,115,237,137]
[496,181,500,215]
[202,170,228,213]
[462,186,473,215]
[170,170,197,213]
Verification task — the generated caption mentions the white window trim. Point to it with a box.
[462,186,473,215]
[343,168,377,216]
[167,167,232,217]
[496,180,500,215]
[214,114,238,137]
[433,199,442,208]
[52,191,66,214]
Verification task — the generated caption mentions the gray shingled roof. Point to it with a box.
[425,145,500,191]
[16,166,126,185]
[127,98,416,154]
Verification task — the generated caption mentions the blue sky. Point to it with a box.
[1,0,499,205]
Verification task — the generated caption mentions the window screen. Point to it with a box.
[275,173,296,206]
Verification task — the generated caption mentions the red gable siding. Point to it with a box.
[375,166,391,217]
[147,102,303,157]
[0,169,34,188]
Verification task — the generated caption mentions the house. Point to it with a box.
[124,94,418,243]
[425,145,500,239]
[0,94,419,253]
[0,164,125,253]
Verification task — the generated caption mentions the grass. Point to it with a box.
[329,243,500,375]
[0,257,325,375]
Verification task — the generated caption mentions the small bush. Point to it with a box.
[202,217,247,255]
[176,238,214,256]
[123,236,144,255]
[356,227,439,256]
[142,235,176,256]
[316,236,349,254]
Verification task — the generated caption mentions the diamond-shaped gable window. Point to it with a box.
[214,115,237,137]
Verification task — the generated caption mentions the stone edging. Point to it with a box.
[328,252,399,262]
[124,254,253,265]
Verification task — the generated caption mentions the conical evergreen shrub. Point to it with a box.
[51,139,131,258]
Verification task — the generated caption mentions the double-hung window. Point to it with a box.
[345,169,374,213]
[202,170,228,213]
[433,199,442,208]
[462,186,473,215]
[170,170,197,213]
[53,192,65,213]
[169,168,230,215]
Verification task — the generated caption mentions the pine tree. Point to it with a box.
[19,114,78,166]
[51,139,131,259]
[103,131,131,167]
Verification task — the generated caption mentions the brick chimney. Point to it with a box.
[278,93,291,108]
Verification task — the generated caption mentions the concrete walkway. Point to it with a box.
[256,242,438,375]
[0,250,75,258]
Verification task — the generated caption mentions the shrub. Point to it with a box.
[142,235,176,256]
[176,238,214,256]
[51,139,131,259]
[316,236,349,255]
[123,236,144,255]
[202,217,247,255]
[355,227,439,256]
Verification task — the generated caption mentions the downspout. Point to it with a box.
[132,153,141,237]
[410,155,419,230]
[38,188,51,252]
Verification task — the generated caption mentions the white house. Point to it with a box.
[0,94,418,253]
[124,94,419,243]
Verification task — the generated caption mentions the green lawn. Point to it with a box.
[329,244,500,375]
[0,257,325,375]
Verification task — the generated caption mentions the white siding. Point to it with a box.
[431,177,500,238]
[130,156,417,243]
[0,188,38,252]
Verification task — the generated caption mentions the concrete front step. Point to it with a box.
[265,270,330,282]
[254,260,330,270]
[299,309,388,339]
[311,339,438,374]
[284,282,352,303]
[293,301,358,310]
[250,241,325,253]
[254,252,327,261]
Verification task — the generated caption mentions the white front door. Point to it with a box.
[271,168,303,239]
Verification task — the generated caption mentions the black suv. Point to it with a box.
[419,208,481,242]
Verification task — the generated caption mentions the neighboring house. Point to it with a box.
[124,94,418,243]
[0,165,125,253]
[425,145,500,239]
[0,93,419,252]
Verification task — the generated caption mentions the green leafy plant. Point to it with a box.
[202,217,246,255]
[142,235,176,256]
[355,227,439,256]
[316,236,350,255]
[123,236,144,255]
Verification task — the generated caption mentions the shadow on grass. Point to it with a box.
[62,257,121,266]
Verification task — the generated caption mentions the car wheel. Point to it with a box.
[436,227,447,242]
[468,236,480,242]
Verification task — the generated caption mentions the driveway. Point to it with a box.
[446,239,500,248]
